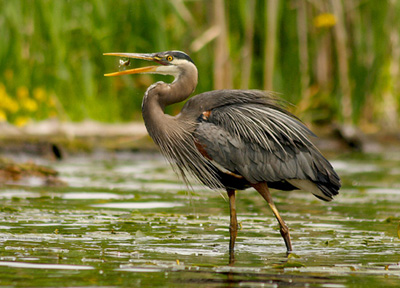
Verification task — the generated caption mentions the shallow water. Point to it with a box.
[0,151,400,287]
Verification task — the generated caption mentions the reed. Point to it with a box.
[0,0,398,130]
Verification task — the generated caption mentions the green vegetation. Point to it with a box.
[0,0,399,130]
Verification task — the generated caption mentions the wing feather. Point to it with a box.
[192,93,340,201]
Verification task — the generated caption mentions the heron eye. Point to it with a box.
[166,55,173,62]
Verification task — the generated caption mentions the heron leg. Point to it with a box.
[252,183,293,252]
[227,188,238,264]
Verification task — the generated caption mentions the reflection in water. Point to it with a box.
[92,201,184,209]
[0,261,94,270]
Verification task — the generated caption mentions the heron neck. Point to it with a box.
[141,66,198,140]
[163,66,198,106]
[141,93,169,143]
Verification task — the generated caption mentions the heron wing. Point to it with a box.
[193,97,340,201]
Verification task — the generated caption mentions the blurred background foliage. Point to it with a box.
[0,0,399,131]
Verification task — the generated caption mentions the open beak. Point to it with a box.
[103,53,160,76]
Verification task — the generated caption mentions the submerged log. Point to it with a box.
[0,157,65,186]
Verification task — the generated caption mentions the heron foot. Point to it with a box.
[252,182,293,253]
[279,222,293,252]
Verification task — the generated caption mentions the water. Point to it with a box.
[0,151,399,287]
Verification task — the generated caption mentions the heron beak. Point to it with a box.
[103,53,160,76]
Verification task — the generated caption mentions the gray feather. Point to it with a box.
[187,90,340,200]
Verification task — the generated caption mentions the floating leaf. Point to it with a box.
[287,253,301,259]
[274,261,306,269]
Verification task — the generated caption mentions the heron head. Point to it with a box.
[104,50,196,80]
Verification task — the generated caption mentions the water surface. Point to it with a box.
[0,151,399,287]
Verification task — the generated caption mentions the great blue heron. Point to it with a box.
[104,50,341,262]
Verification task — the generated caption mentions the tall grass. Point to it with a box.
[0,0,399,130]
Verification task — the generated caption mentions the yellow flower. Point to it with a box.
[314,13,336,28]
[22,98,38,112]
[15,116,30,127]
[33,87,47,101]
[0,110,7,122]
[0,84,19,113]
[17,86,29,100]
[1,95,19,113]
[0,83,6,98]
